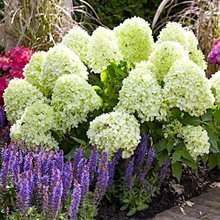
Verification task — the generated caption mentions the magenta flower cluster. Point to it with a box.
[0,143,113,219]
[208,38,220,65]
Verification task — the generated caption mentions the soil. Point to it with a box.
[97,166,220,220]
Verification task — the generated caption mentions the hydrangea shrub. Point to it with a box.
[2,17,220,217]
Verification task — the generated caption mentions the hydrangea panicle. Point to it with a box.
[87,111,140,158]
[3,78,44,123]
[61,26,91,63]
[163,58,214,116]
[41,45,88,95]
[114,17,154,64]
[52,74,101,134]
[87,27,122,73]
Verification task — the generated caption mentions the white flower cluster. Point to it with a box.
[87,111,140,158]
[23,51,46,92]
[4,79,44,123]
[163,59,214,117]
[61,26,91,63]
[209,71,220,106]
[41,45,88,95]
[87,27,122,73]
[163,119,183,139]
[11,101,58,149]
[114,17,154,64]
[180,125,210,160]
[157,22,206,70]
[146,41,188,82]
[51,74,100,134]
[115,62,166,122]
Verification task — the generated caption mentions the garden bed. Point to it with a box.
[97,167,220,219]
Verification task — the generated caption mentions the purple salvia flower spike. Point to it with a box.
[62,162,73,202]
[24,152,33,172]
[125,157,134,190]
[81,165,90,199]
[54,150,64,172]
[76,158,87,181]
[1,147,10,186]
[50,180,63,218]
[160,161,170,181]
[135,133,148,168]
[93,151,109,205]
[17,172,31,213]
[73,147,84,172]
[146,146,155,168]
[107,161,115,186]
[0,106,6,129]
[88,147,98,181]
[68,180,82,220]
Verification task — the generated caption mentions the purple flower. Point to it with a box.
[24,152,33,172]
[146,146,155,168]
[93,151,109,205]
[73,147,84,172]
[17,172,31,213]
[88,147,98,180]
[76,158,87,181]
[0,106,6,129]
[1,147,10,186]
[68,180,82,220]
[80,165,90,199]
[54,150,64,171]
[135,133,148,168]
[41,175,49,212]
[139,146,155,183]
[107,152,120,186]
[50,180,63,218]
[62,162,73,201]
[208,42,220,64]
[50,162,62,187]
[160,162,170,181]
[124,157,134,190]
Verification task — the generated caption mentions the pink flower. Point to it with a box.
[208,38,220,65]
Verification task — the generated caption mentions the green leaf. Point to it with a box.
[170,107,182,119]
[214,108,220,124]
[208,154,217,169]
[136,204,148,211]
[157,150,169,166]
[180,158,197,170]
[71,137,87,146]
[172,162,182,182]
[201,110,213,122]
[126,208,137,216]
[207,130,219,153]
[154,139,168,153]
[181,115,201,126]
[100,71,108,84]
[120,203,129,211]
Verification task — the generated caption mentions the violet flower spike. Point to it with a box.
[76,158,87,181]
[24,152,33,172]
[17,172,31,213]
[135,133,148,168]
[68,180,82,220]
[50,180,63,218]
[93,151,109,205]
[125,157,134,190]
[54,150,64,172]
[62,162,73,202]
[80,165,90,199]
[160,162,170,181]
[73,147,84,172]
[0,106,5,129]
[146,146,155,168]
[41,175,49,212]
[0,147,10,186]
[88,147,98,180]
